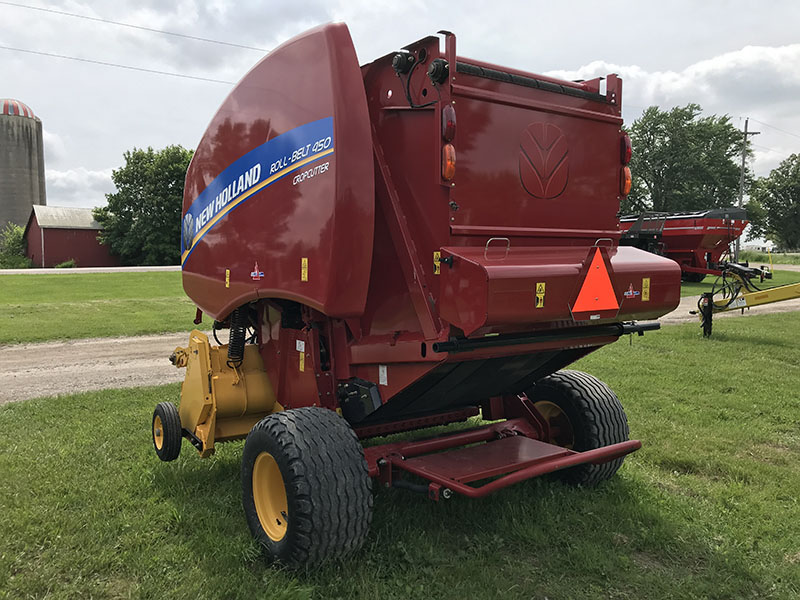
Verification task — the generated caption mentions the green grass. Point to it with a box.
[740,250,800,266]
[3,268,798,345]
[0,272,196,343]
[2,313,799,599]
[681,268,800,297]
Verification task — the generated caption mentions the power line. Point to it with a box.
[0,44,234,84]
[749,118,800,142]
[751,143,794,159]
[0,0,267,52]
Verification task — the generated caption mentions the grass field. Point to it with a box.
[680,268,800,298]
[0,272,195,344]
[3,268,799,345]
[740,250,800,266]
[1,313,798,599]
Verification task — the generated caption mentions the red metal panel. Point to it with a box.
[438,245,680,336]
[403,436,570,483]
[449,71,622,240]
[182,23,374,321]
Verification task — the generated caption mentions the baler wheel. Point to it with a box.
[527,370,629,486]
[152,402,181,462]
[241,407,373,567]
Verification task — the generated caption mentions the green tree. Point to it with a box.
[743,197,768,241]
[0,222,31,268]
[94,145,193,265]
[749,154,800,250]
[625,104,748,214]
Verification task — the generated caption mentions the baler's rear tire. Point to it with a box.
[152,402,181,462]
[527,370,629,486]
[241,407,373,567]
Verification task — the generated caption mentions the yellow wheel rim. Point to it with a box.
[153,415,164,450]
[534,400,575,449]
[252,452,288,542]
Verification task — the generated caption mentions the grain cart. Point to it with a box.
[620,208,748,282]
[151,23,681,566]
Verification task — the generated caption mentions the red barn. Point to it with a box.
[24,205,120,267]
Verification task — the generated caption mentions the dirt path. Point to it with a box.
[0,332,190,404]
[661,294,800,325]
[3,291,800,404]
[767,264,800,272]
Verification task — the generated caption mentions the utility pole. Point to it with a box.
[735,118,759,262]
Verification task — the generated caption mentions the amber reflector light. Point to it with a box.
[442,144,456,180]
[621,166,632,195]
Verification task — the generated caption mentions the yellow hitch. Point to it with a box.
[172,330,282,457]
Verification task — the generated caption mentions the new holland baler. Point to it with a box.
[151,23,681,567]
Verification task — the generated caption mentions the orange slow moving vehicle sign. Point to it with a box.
[570,247,620,320]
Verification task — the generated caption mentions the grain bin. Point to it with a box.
[0,99,46,228]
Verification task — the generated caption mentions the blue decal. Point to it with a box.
[181,116,334,265]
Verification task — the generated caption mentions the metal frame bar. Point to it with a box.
[392,440,640,498]
[363,394,641,500]
[371,127,441,340]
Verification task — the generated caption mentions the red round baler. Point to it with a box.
[152,23,681,567]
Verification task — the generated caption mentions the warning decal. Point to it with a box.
[570,248,619,320]
[535,282,546,308]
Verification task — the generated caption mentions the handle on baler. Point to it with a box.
[484,237,510,260]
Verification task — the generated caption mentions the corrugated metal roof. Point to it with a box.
[32,205,103,230]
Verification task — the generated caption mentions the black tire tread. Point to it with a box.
[528,370,629,486]
[152,401,181,462]
[242,407,373,567]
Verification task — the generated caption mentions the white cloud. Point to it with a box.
[4,0,800,210]
[45,167,114,208]
[42,129,67,167]
[545,44,800,177]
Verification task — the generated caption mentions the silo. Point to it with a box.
[0,99,47,229]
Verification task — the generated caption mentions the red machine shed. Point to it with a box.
[24,205,119,267]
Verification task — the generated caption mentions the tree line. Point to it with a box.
[626,103,799,250]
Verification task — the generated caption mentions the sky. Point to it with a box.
[2,0,800,208]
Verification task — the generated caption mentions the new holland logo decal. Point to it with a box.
[518,122,569,199]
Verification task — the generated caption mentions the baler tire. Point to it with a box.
[241,407,373,567]
[152,402,181,462]
[527,370,629,486]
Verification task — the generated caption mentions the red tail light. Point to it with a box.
[442,104,456,141]
[621,133,632,165]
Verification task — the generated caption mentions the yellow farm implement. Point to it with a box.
[694,263,800,336]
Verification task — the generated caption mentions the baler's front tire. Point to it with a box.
[242,407,373,567]
[152,402,181,462]
[527,370,629,486]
